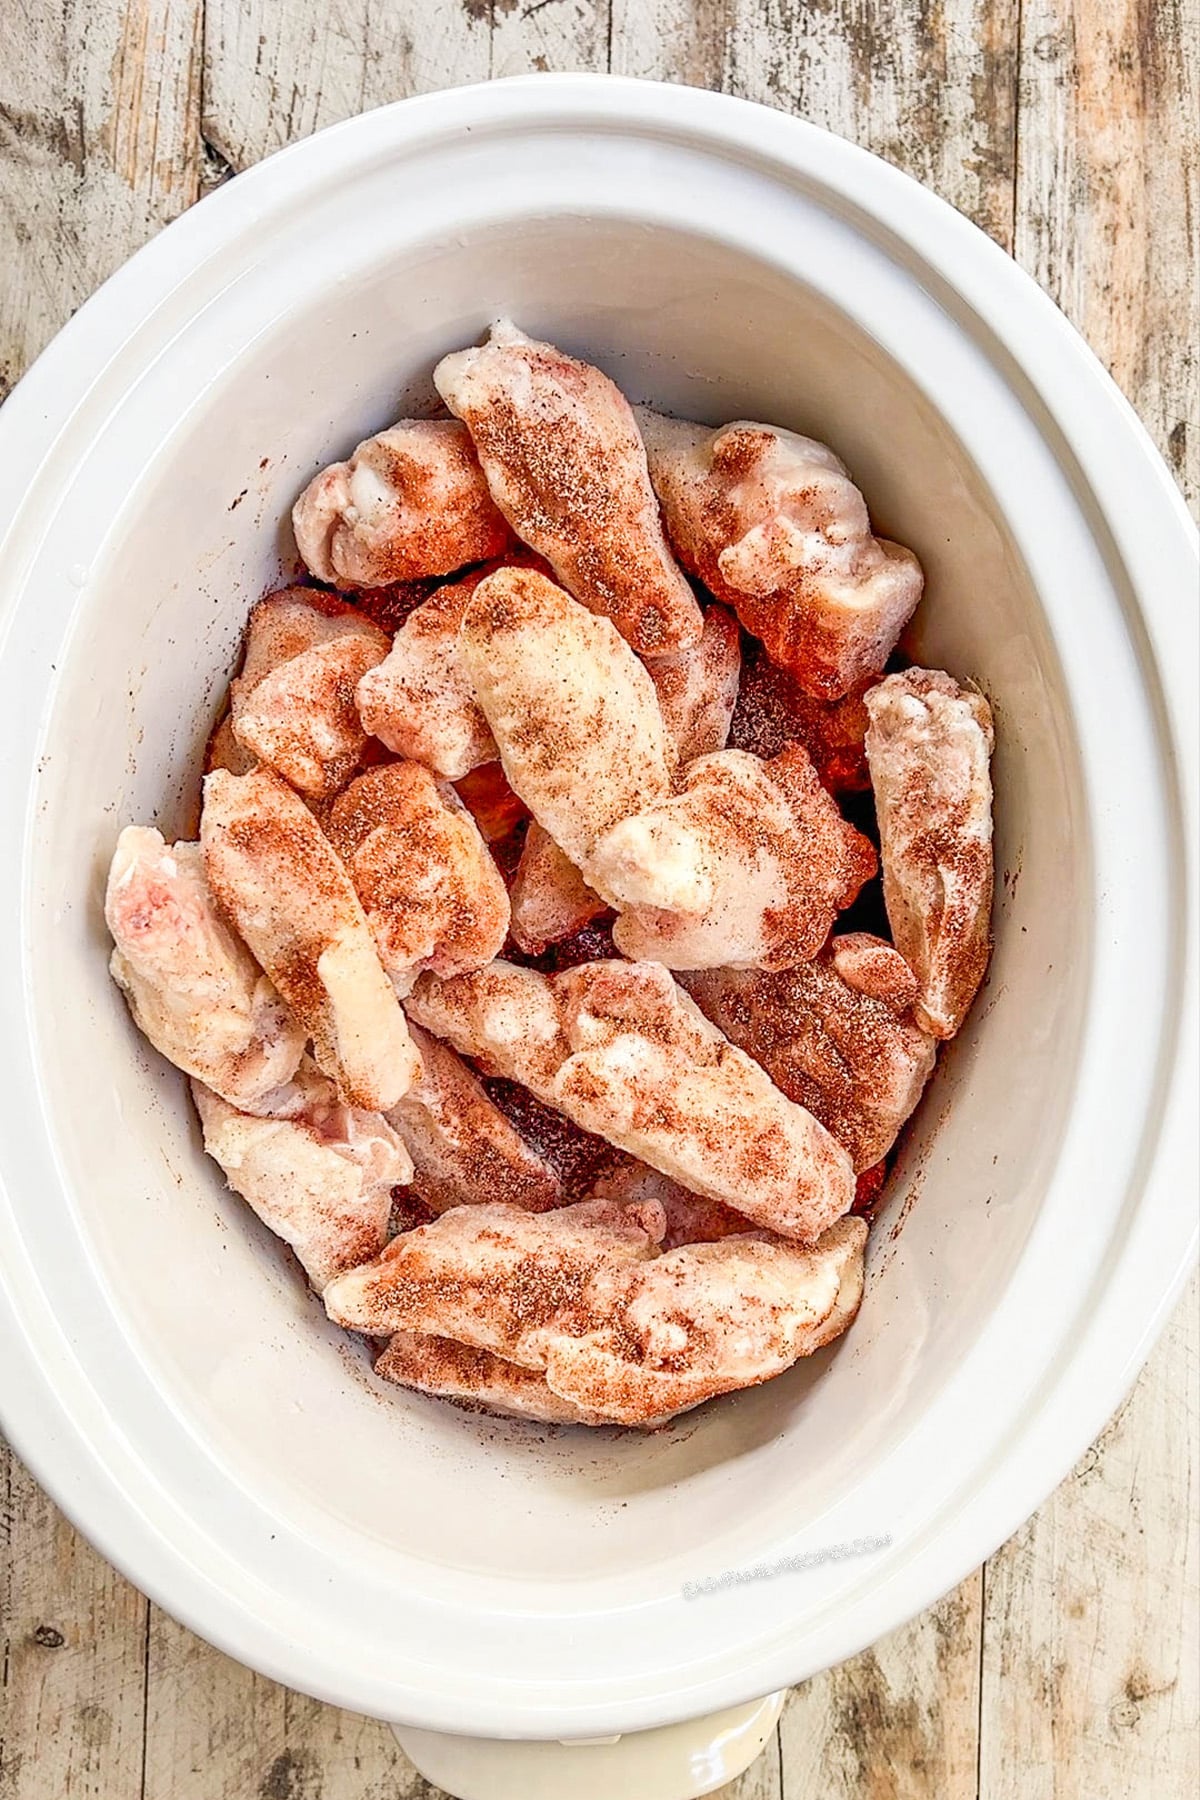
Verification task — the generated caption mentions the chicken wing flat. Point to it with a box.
[729,636,871,794]
[292,417,511,588]
[325,762,509,995]
[434,322,702,655]
[229,589,390,800]
[642,604,742,763]
[509,823,607,956]
[593,745,876,969]
[459,566,675,890]
[355,570,497,780]
[864,669,995,1038]
[200,768,422,1109]
[106,827,305,1107]
[542,1217,867,1425]
[685,934,937,1170]
[410,958,854,1240]
[193,1064,412,1291]
[388,1024,564,1214]
[323,1196,666,1354]
[638,409,923,699]
[375,1333,616,1426]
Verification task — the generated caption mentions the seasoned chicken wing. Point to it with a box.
[409,958,856,1242]
[325,762,509,995]
[638,409,923,699]
[434,322,702,654]
[864,669,995,1037]
[509,823,607,956]
[292,417,511,588]
[106,827,305,1107]
[642,604,741,762]
[593,745,876,969]
[193,1063,412,1290]
[204,708,257,779]
[388,1024,564,1214]
[543,1217,867,1424]
[685,934,937,1170]
[729,636,871,794]
[587,1158,753,1248]
[355,570,497,780]
[375,1333,617,1426]
[200,768,422,1109]
[229,589,390,800]
[323,1196,666,1355]
[459,566,675,892]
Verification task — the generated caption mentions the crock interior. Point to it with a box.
[30,214,1086,1593]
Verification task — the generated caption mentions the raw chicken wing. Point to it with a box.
[193,1063,412,1290]
[643,604,741,762]
[459,566,674,892]
[434,322,702,654]
[509,823,607,956]
[638,409,923,699]
[325,762,509,995]
[106,827,304,1107]
[375,1333,617,1426]
[729,636,871,794]
[864,669,994,1037]
[230,589,389,800]
[292,418,510,587]
[355,570,497,780]
[587,1158,753,1248]
[685,934,937,1170]
[389,1024,564,1214]
[593,745,876,968]
[405,958,570,1100]
[200,768,422,1109]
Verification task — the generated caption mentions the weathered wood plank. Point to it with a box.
[201,0,490,172]
[609,0,731,87]
[0,1451,149,1800]
[979,1277,1199,1800]
[0,0,203,397]
[724,0,1019,245]
[1014,0,1199,505]
[491,0,612,79]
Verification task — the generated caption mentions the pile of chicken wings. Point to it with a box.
[105,322,994,1429]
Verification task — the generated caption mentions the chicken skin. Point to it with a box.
[193,1063,412,1291]
[638,409,923,699]
[323,1195,667,1354]
[587,1158,754,1248]
[292,417,511,588]
[325,762,510,996]
[685,934,938,1171]
[508,823,607,956]
[200,768,422,1109]
[355,570,497,781]
[642,604,742,763]
[592,745,876,969]
[729,636,871,794]
[375,1333,617,1426]
[388,1024,564,1214]
[106,827,305,1107]
[407,958,855,1243]
[864,669,995,1038]
[459,566,675,894]
[434,322,702,655]
[229,589,390,800]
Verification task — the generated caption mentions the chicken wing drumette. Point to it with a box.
[106,827,305,1107]
[638,409,923,699]
[864,669,995,1038]
[292,417,511,588]
[591,745,876,970]
[325,762,509,996]
[229,588,390,800]
[193,1061,412,1291]
[200,767,422,1109]
[434,322,702,654]
[685,933,937,1170]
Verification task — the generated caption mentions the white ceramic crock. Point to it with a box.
[0,76,1195,1800]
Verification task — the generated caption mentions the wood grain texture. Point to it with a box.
[0,2,1196,1797]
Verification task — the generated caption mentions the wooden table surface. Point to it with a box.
[1,3,1196,1796]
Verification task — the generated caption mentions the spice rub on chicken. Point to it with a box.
[435,321,702,655]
